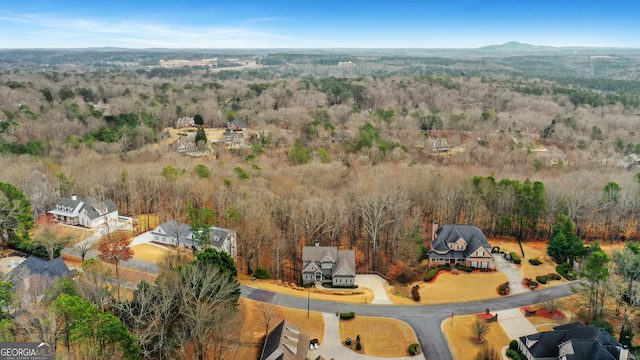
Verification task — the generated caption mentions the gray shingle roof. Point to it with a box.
[333,249,356,277]
[430,224,492,258]
[302,246,337,263]
[52,196,117,220]
[156,220,192,243]
[260,320,309,360]
[520,322,624,360]
[8,256,72,285]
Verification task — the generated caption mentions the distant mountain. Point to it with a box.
[477,41,558,52]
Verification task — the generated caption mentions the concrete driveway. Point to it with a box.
[494,308,537,340]
[313,312,426,360]
[356,274,392,304]
[493,254,528,294]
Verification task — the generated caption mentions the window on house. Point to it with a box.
[321,263,333,269]
[457,245,463,250]
[478,250,484,256]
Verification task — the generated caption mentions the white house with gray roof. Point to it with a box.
[302,242,356,286]
[150,221,236,258]
[49,194,118,229]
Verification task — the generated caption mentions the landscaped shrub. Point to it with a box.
[411,285,420,301]
[441,263,451,271]
[253,267,271,279]
[355,342,362,351]
[498,282,510,295]
[408,343,420,355]
[547,273,561,280]
[528,258,542,266]
[506,349,521,360]
[536,275,548,284]
[509,340,518,351]
[424,268,440,282]
[510,252,521,264]
[456,264,473,272]
[523,278,538,289]
[556,264,576,280]
[340,312,355,320]
[491,246,500,253]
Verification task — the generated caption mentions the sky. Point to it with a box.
[1,1,639,49]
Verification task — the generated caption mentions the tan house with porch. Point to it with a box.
[428,222,494,269]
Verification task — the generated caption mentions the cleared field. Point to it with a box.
[234,298,324,360]
[339,315,419,357]
[131,243,171,264]
[443,314,510,360]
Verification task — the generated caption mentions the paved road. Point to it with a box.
[242,282,576,360]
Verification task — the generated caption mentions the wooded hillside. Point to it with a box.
[1,50,640,282]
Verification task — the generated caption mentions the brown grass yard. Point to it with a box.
[131,243,172,264]
[57,225,94,245]
[240,278,375,304]
[443,314,510,360]
[234,298,324,360]
[416,271,509,304]
[339,315,419,357]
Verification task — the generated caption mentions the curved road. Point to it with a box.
[241,282,576,360]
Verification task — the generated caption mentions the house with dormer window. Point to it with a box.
[150,220,237,258]
[49,194,118,229]
[302,241,356,286]
[428,222,494,269]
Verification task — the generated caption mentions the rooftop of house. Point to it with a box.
[430,224,492,257]
[51,196,117,220]
[302,245,356,276]
[8,256,73,287]
[521,322,625,360]
[260,320,309,360]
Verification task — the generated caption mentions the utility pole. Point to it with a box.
[307,287,310,318]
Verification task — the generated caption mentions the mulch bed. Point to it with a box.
[520,306,565,319]
[476,313,495,320]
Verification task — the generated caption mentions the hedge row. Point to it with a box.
[556,264,576,280]
[510,252,521,264]
[424,268,440,282]
[528,258,542,266]
[340,312,355,320]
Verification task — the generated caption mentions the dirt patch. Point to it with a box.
[443,314,509,360]
[339,316,418,357]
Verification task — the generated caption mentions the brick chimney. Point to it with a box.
[431,220,439,242]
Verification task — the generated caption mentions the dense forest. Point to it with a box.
[1,49,640,282]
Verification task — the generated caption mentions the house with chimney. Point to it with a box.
[519,322,631,360]
[150,220,237,258]
[302,241,356,286]
[49,194,118,229]
[428,221,494,269]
